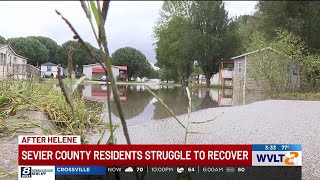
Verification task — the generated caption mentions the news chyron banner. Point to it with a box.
[18,135,302,180]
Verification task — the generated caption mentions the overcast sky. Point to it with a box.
[0,1,257,65]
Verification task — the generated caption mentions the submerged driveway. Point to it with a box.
[95,100,320,180]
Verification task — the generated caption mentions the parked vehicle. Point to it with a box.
[101,76,107,81]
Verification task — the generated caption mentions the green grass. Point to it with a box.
[271,92,320,100]
[43,78,80,86]
[0,79,104,136]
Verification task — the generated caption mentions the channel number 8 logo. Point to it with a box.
[21,167,32,178]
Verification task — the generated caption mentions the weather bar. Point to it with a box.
[55,166,301,180]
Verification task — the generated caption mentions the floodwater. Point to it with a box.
[78,84,265,125]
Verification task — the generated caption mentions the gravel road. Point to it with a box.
[91,100,320,180]
[1,100,319,179]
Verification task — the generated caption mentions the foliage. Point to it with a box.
[233,15,258,52]
[246,31,268,52]
[0,35,6,44]
[155,3,198,85]
[300,54,320,91]
[154,1,242,86]
[192,65,203,75]
[111,47,153,78]
[256,1,320,54]
[248,29,320,93]
[248,30,297,93]
[7,37,49,66]
[28,36,60,64]
[149,69,159,79]
[3,35,102,70]
[191,1,242,86]
[0,80,102,135]
[159,1,193,24]
[159,67,177,82]
[57,40,98,70]
[239,1,320,93]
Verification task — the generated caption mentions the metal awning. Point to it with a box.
[92,66,105,73]
[117,66,127,70]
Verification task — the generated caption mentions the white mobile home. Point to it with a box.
[40,62,63,78]
[82,63,128,81]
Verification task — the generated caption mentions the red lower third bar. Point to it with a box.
[18,144,252,166]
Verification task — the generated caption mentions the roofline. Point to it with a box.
[41,62,57,66]
[231,47,293,60]
[83,63,126,68]
[83,63,101,67]
[231,47,272,60]
[0,45,28,60]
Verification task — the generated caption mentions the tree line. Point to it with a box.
[0,36,101,69]
[154,1,320,87]
[0,36,157,79]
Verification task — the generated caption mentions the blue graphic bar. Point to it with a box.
[252,144,302,151]
[55,166,106,175]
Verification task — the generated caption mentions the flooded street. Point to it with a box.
[78,84,265,125]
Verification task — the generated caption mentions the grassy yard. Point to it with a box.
[0,79,104,138]
[43,77,80,86]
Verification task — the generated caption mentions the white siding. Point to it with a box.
[41,65,59,77]
[0,46,28,79]
[83,66,93,80]
[112,66,120,79]
[0,47,27,65]
[83,64,120,80]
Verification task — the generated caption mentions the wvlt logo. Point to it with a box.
[21,167,32,178]
[253,152,301,166]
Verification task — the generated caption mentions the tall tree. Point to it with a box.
[154,1,242,86]
[190,1,241,86]
[154,1,203,85]
[155,15,197,85]
[0,36,6,44]
[57,40,98,70]
[111,47,153,79]
[159,67,176,82]
[28,36,60,63]
[149,69,159,79]
[7,37,49,66]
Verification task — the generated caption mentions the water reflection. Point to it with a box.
[79,84,265,125]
